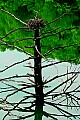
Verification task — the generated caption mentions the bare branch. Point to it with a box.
[11,37,34,43]
[35,45,46,58]
[3,111,10,120]
[0,74,34,82]
[43,111,58,120]
[45,73,78,96]
[11,113,35,120]
[1,9,28,26]
[0,88,15,94]
[45,12,68,26]
[40,26,61,36]
[44,43,79,56]
[41,26,80,39]
[1,81,34,102]
[42,57,79,68]
[44,101,76,119]
[0,57,33,72]
[0,27,28,40]
[0,38,33,56]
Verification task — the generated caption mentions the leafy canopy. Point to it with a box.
[0,0,80,63]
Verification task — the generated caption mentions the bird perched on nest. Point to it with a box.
[27,11,44,30]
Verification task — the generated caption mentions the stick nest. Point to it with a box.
[28,18,44,30]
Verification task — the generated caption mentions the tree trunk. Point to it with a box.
[34,29,44,120]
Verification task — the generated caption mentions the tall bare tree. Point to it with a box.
[0,9,80,120]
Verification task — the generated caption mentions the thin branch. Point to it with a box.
[4,90,19,101]
[64,74,78,92]
[45,101,76,119]
[0,74,34,81]
[2,81,34,101]
[12,97,32,110]
[40,26,61,36]
[0,87,11,89]
[25,46,34,48]
[0,27,28,40]
[1,106,34,112]
[0,57,33,72]
[0,39,33,56]
[41,26,80,39]
[45,90,80,102]
[43,111,58,120]
[43,111,80,117]
[45,12,68,26]
[45,73,78,96]
[3,111,10,120]
[42,57,79,68]
[11,37,34,43]
[0,88,15,94]
[35,45,46,58]
[1,9,28,26]
[11,113,35,120]
[44,43,79,56]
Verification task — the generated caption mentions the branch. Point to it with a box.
[11,97,34,111]
[35,45,46,58]
[3,111,10,120]
[40,26,61,36]
[11,37,34,44]
[45,101,76,118]
[44,43,79,56]
[0,88,15,94]
[25,46,34,48]
[0,39,33,56]
[43,111,58,120]
[1,81,34,102]
[45,12,68,26]
[0,74,34,81]
[45,89,80,102]
[0,27,28,40]
[0,57,33,72]
[41,26,80,39]
[45,73,78,96]
[42,57,79,68]
[11,113,35,120]
[63,73,78,92]
[1,9,28,26]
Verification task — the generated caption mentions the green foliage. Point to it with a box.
[0,0,80,63]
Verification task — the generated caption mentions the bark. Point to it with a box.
[34,29,44,120]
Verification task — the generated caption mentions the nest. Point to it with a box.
[28,17,44,30]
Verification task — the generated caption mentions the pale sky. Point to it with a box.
[0,49,80,120]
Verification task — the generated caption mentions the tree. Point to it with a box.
[0,0,80,62]
[0,7,80,120]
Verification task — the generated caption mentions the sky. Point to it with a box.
[0,49,80,120]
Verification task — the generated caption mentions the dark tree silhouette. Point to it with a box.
[0,9,80,120]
